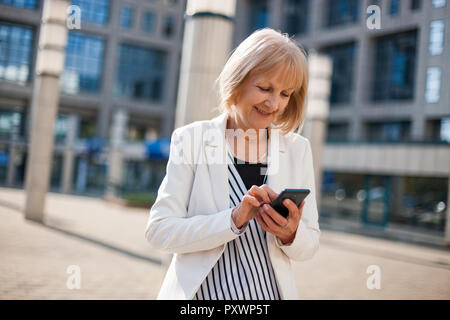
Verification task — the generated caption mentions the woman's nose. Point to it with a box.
[264,95,280,112]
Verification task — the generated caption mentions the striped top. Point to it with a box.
[193,152,280,300]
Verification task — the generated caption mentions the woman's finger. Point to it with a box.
[242,194,261,208]
[260,184,278,202]
[256,212,270,232]
[262,204,288,227]
[260,210,279,231]
[248,185,271,204]
[283,199,300,222]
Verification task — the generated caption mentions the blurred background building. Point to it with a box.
[0,0,449,245]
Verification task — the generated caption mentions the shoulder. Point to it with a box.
[172,120,210,137]
[282,131,311,153]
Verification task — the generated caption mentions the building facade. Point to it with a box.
[0,0,186,195]
[0,0,449,245]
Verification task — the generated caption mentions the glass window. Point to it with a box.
[326,0,359,27]
[127,123,149,142]
[142,11,156,33]
[248,0,270,33]
[327,122,350,141]
[366,121,411,141]
[163,15,175,37]
[0,22,34,85]
[372,30,417,101]
[71,0,109,25]
[390,176,447,233]
[321,172,365,222]
[282,0,309,36]
[323,42,356,105]
[0,0,37,9]
[0,110,22,140]
[441,119,450,142]
[429,20,444,56]
[73,155,107,194]
[116,44,167,102]
[432,0,446,8]
[425,67,441,104]
[62,32,105,94]
[389,0,400,15]
[54,115,68,144]
[123,160,166,194]
[426,118,450,142]
[410,0,421,10]
[78,118,96,139]
[120,4,134,29]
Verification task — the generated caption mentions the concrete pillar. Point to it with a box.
[61,115,78,194]
[6,113,20,187]
[174,0,236,128]
[301,53,332,206]
[106,109,128,199]
[445,177,450,246]
[24,0,68,222]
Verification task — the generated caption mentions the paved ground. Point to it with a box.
[0,187,449,300]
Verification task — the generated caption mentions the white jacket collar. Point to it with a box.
[207,112,287,153]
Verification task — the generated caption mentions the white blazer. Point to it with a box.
[145,113,320,300]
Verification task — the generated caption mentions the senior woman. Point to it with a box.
[145,28,320,300]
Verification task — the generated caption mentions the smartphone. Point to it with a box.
[270,189,310,218]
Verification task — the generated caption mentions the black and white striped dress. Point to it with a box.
[193,152,281,300]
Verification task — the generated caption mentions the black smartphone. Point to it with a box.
[270,189,310,218]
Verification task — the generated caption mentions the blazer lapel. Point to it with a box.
[204,113,230,212]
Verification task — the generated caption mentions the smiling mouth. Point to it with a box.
[254,106,271,116]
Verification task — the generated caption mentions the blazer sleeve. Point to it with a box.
[275,138,321,261]
[145,128,240,254]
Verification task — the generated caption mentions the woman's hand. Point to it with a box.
[256,199,305,245]
[232,184,278,228]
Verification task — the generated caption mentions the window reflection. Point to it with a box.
[282,0,309,36]
[0,22,33,85]
[248,0,270,33]
[373,31,417,101]
[327,122,350,142]
[321,172,365,222]
[0,0,37,9]
[163,15,175,37]
[116,44,167,102]
[366,121,411,142]
[390,177,447,232]
[326,0,359,27]
[71,0,109,26]
[322,42,356,105]
[120,4,134,30]
[142,11,156,34]
[62,32,105,94]
[322,172,448,233]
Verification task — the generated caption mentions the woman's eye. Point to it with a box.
[258,86,290,97]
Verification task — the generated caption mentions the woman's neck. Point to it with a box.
[225,113,269,163]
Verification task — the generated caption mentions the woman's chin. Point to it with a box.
[249,118,272,130]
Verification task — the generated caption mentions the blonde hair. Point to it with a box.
[215,28,309,134]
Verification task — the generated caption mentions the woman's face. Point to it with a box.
[230,69,294,131]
